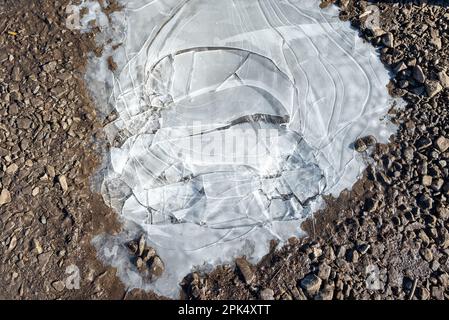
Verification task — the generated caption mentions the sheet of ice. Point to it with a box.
[86,0,397,298]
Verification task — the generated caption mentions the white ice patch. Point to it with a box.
[85,0,397,298]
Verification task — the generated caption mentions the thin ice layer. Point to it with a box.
[87,0,397,298]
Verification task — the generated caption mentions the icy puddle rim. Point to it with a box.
[74,0,399,298]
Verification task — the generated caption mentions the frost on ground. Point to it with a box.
[83,0,396,298]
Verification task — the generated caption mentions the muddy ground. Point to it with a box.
[0,0,448,300]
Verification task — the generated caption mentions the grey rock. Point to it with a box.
[33,239,43,254]
[417,287,430,300]
[38,252,52,267]
[435,136,449,152]
[58,175,68,192]
[394,62,407,73]
[6,163,18,175]
[318,263,331,280]
[404,147,414,161]
[430,28,442,49]
[425,80,443,98]
[420,248,433,262]
[365,198,378,212]
[417,194,433,209]
[437,206,449,220]
[290,287,307,300]
[382,32,394,48]
[315,284,334,300]
[300,273,322,296]
[363,135,377,147]
[259,288,274,300]
[437,273,449,287]
[413,66,426,83]
[142,247,156,262]
[357,243,370,255]
[138,235,146,257]
[11,66,21,82]
[438,71,449,89]
[0,188,11,206]
[431,286,444,300]
[377,172,392,185]
[16,118,31,129]
[43,61,57,73]
[8,235,17,251]
[8,103,18,115]
[52,280,65,292]
[422,175,432,187]
[431,178,444,191]
[354,138,367,152]
[416,136,432,150]
[149,256,165,277]
[126,240,138,254]
[51,86,67,98]
[235,257,255,284]
[135,257,144,269]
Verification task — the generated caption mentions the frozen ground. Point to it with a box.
[82,0,396,298]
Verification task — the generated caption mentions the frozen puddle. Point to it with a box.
[85,0,396,298]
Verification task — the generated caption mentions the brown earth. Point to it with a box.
[0,0,152,300]
[0,0,448,300]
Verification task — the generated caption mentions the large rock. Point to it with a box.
[259,288,274,300]
[315,284,334,300]
[58,175,68,193]
[437,206,449,220]
[0,189,11,206]
[300,273,322,296]
[425,80,443,98]
[438,71,449,88]
[235,258,255,284]
[382,32,394,48]
[413,65,426,83]
[149,256,165,277]
[52,280,65,292]
[436,136,449,152]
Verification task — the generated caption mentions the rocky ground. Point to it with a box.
[1,0,448,300]
[0,0,147,300]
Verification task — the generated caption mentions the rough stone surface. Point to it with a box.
[436,136,449,152]
[259,288,275,300]
[235,258,255,285]
[0,189,11,206]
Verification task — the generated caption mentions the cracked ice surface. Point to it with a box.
[89,0,396,298]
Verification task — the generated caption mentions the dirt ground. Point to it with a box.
[0,0,448,300]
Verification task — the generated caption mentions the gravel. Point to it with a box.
[0,0,134,300]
